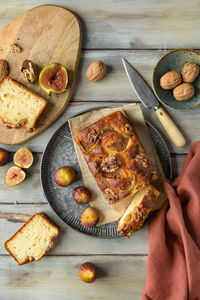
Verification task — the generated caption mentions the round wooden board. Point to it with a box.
[0,5,81,145]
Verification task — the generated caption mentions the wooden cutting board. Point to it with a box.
[0,5,81,145]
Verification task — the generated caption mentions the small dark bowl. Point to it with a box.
[153,49,200,111]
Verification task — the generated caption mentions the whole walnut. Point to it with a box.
[160,71,182,90]
[86,60,106,82]
[173,83,194,101]
[181,62,199,83]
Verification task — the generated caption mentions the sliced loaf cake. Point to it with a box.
[4,213,59,265]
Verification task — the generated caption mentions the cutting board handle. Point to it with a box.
[155,107,186,147]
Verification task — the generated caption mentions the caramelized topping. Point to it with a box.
[100,155,122,172]
[120,178,133,191]
[87,129,99,144]
[135,153,149,168]
[121,123,133,135]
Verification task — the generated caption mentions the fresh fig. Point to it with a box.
[78,262,97,283]
[5,166,26,186]
[54,166,75,187]
[0,148,10,166]
[80,207,99,227]
[73,186,92,205]
[39,63,68,95]
[13,147,33,169]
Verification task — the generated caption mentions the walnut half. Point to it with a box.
[20,60,38,83]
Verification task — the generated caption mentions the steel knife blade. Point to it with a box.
[121,57,186,147]
[122,57,159,110]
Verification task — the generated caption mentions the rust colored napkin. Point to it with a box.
[142,141,200,300]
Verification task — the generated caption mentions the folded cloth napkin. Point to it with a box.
[142,141,200,300]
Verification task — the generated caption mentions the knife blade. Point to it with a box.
[122,57,186,147]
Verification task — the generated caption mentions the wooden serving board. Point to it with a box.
[0,5,81,145]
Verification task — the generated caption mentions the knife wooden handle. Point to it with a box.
[155,107,186,147]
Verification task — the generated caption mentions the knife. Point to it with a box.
[122,58,186,148]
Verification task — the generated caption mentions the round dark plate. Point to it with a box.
[41,110,172,238]
[153,49,200,111]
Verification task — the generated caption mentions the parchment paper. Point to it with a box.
[68,104,166,225]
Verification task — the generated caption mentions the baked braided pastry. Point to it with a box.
[117,184,160,237]
[75,111,157,205]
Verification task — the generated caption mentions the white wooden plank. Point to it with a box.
[0,49,197,153]
[0,152,184,204]
[0,0,199,49]
[0,154,44,203]
[0,101,197,154]
[0,255,146,300]
[0,203,149,255]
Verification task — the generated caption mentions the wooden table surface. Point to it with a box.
[0,1,200,299]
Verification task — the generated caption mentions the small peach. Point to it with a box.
[73,186,92,205]
[54,166,75,187]
[80,207,99,227]
[78,262,97,283]
[0,148,10,166]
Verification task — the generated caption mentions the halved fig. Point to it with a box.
[5,166,26,186]
[13,147,33,169]
[39,63,68,95]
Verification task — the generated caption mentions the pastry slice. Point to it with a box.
[4,213,59,265]
[117,184,160,237]
[0,76,47,132]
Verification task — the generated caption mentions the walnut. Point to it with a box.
[20,60,38,83]
[86,60,106,82]
[87,129,99,144]
[181,62,199,83]
[0,59,9,82]
[120,178,132,191]
[160,71,182,90]
[104,188,119,204]
[173,83,194,101]
[135,153,149,168]
[101,156,122,172]
[102,171,121,179]
[10,43,22,53]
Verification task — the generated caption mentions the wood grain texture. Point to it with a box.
[0,154,185,257]
[0,256,146,300]
[0,204,149,256]
[0,101,197,155]
[0,1,197,299]
[0,145,185,205]
[0,0,200,50]
[0,5,81,145]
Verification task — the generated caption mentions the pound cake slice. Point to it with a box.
[4,213,59,265]
[75,111,157,206]
[0,76,47,132]
[117,185,160,237]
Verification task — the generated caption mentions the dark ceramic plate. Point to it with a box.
[153,49,200,111]
[41,109,172,238]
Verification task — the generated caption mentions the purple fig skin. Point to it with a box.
[0,148,10,166]
[73,186,92,205]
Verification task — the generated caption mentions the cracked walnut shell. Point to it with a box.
[160,71,182,90]
[181,62,199,83]
[20,60,38,83]
[86,60,106,82]
[173,83,194,101]
[0,59,9,82]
